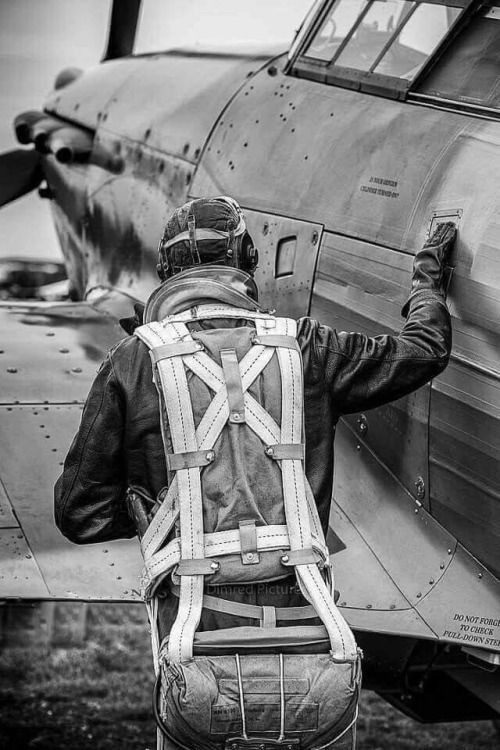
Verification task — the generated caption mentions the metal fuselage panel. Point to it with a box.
[43,52,267,301]
[192,54,500,579]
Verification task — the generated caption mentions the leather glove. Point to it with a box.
[402,221,456,316]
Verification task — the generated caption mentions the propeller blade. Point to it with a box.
[0,149,43,208]
[102,0,142,60]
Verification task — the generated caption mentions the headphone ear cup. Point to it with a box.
[156,247,170,281]
[240,232,258,272]
[247,245,258,273]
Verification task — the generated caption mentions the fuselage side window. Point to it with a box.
[374,3,461,78]
[413,6,500,108]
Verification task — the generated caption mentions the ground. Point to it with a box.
[0,604,497,750]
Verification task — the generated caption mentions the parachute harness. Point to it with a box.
[135,304,357,670]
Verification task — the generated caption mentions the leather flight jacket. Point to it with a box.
[55,302,451,545]
[55,223,455,551]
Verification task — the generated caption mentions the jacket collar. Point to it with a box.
[143,265,261,324]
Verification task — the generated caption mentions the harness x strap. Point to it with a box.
[135,305,357,666]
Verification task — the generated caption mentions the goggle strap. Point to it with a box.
[160,227,244,251]
[187,214,201,265]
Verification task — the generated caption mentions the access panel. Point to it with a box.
[310,230,430,506]
[243,209,323,318]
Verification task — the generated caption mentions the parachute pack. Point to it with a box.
[134,304,361,750]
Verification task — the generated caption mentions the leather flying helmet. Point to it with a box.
[157,196,258,280]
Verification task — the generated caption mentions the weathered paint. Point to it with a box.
[244,208,323,317]
[43,52,266,302]
[191,45,500,588]
[309,232,430,510]
[192,56,470,251]
[0,301,141,599]
[332,418,500,654]
[5,29,500,617]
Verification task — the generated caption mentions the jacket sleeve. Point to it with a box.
[302,287,452,415]
[54,350,136,544]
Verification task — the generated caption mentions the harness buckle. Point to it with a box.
[239,520,260,565]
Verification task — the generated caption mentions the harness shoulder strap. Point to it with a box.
[269,318,357,660]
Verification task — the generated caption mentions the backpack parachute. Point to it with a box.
[134,304,361,750]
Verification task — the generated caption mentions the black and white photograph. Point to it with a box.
[0,1,498,748]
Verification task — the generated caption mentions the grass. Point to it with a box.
[0,604,497,749]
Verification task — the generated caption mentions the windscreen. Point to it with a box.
[415,6,500,107]
[303,0,463,83]
[134,0,314,53]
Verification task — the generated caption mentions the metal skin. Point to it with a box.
[1,0,499,722]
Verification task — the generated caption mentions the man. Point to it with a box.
[55,196,454,746]
[55,197,454,543]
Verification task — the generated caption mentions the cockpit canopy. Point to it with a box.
[288,0,500,116]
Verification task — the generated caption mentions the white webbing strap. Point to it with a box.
[247,319,329,562]
[149,320,206,663]
[271,318,356,660]
[135,323,181,559]
[169,584,318,623]
[145,597,161,675]
[143,524,293,597]
[142,521,328,600]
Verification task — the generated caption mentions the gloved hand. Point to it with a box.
[402,221,457,316]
